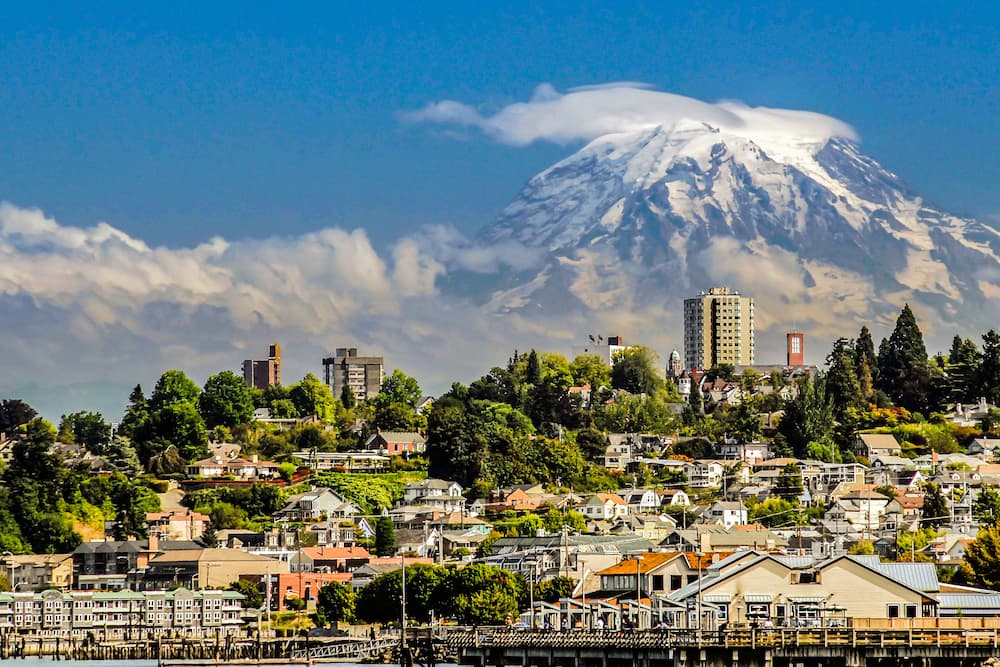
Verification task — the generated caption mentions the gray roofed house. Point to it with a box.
[274,488,359,521]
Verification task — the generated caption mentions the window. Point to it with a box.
[671,575,683,591]
[905,604,918,618]
[652,575,664,591]
[887,604,900,618]
[687,575,698,585]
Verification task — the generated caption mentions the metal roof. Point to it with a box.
[861,560,940,593]
[937,594,1000,610]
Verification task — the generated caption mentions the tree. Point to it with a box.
[315,580,355,626]
[611,347,665,396]
[980,330,1000,405]
[974,485,1000,528]
[964,525,1000,588]
[947,336,983,404]
[921,482,949,527]
[569,354,611,391]
[777,376,835,458]
[340,384,356,409]
[525,350,543,386]
[229,579,263,609]
[200,522,220,548]
[148,401,208,462]
[534,575,575,603]
[688,378,705,417]
[118,385,150,441]
[58,411,112,452]
[855,326,878,396]
[0,399,37,436]
[375,516,396,557]
[876,304,933,411]
[774,463,804,501]
[434,564,524,625]
[199,370,255,430]
[149,370,201,412]
[208,502,248,530]
[355,564,446,624]
[426,399,487,488]
[576,428,609,463]
[374,369,423,409]
[289,374,336,420]
[826,338,863,421]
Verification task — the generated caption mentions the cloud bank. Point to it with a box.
[403,83,858,147]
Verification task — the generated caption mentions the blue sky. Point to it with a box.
[2,2,998,250]
[2,2,999,418]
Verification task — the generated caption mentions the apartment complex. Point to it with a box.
[242,343,281,389]
[322,347,384,402]
[683,287,755,370]
[0,588,244,638]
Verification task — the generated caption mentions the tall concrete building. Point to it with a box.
[683,287,755,370]
[242,343,281,389]
[322,347,384,402]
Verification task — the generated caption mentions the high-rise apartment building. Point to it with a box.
[322,347,384,402]
[242,343,281,389]
[683,287,755,370]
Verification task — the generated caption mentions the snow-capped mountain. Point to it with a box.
[468,120,1000,343]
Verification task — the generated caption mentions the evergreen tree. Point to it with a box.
[876,305,934,411]
[855,326,878,385]
[973,485,1000,528]
[777,376,835,459]
[0,399,37,436]
[525,350,542,386]
[980,330,1000,405]
[340,384,356,409]
[921,482,949,527]
[826,338,863,420]
[946,336,982,404]
[374,516,396,557]
[688,378,705,417]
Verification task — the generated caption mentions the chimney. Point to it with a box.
[148,531,159,552]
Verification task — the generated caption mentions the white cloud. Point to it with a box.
[403,83,858,148]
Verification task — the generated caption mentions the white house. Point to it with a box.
[401,479,465,513]
[618,488,660,514]
[579,493,629,520]
[705,501,747,529]
[660,489,692,507]
[685,460,724,488]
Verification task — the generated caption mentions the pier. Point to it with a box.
[446,627,1000,667]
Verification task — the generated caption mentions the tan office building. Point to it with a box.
[683,287,754,371]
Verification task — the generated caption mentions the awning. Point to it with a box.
[743,595,773,603]
[703,594,732,603]
[789,597,824,603]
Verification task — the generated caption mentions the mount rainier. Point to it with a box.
[455,118,1000,350]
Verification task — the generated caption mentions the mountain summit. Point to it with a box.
[472,120,1000,341]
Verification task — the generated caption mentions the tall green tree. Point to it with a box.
[777,376,835,459]
[314,580,356,626]
[774,463,804,500]
[826,338,863,421]
[947,336,983,404]
[374,369,423,408]
[148,401,208,462]
[289,373,336,420]
[434,564,524,625]
[59,411,112,453]
[974,485,1000,528]
[570,354,612,391]
[199,370,255,430]
[375,516,396,557]
[340,384,356,409]
[149,370,201,411]
[855,326,878,395]
[118,385,150,441]
[921,482,949,527]
[355,564,446,624]
[525,350,543,386]
[980,330,1000,405]
[611,346,665,396]
[876,304,934,411]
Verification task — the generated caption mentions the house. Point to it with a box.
[665,552,950,627]
[186,454,281,480]
[704,501,747,529]
[274,488,359,521]
[591,552,716,600]
[853,433,903,460]
[292,450,389,473]
[401,479,465,513]
[946,399,999,428]
[618,489,660,514]
[393,528,439,557]
[146,509,210,541]
[440,530,491,557]
[142,548,288,590]
[364,431,426,456]
[718,440,771,465]
[309,519,360,548]
[603,434,633,472]
[72,539,160,590]
[685,460,725,488]
[487,488,538,512]
[289,546,370,573]
[969,438,1000,458]
[578,493,629,520]
[2,553,73,591]
[661,525,788,553]
[825,488,890,533]
[660,489,691,507]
